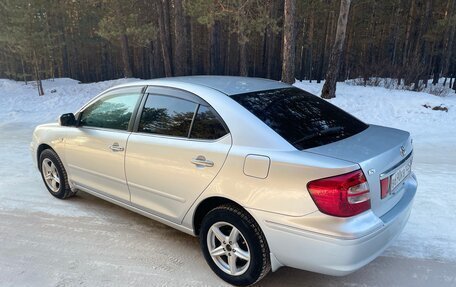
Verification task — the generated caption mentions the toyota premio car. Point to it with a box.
[31,76,417,286]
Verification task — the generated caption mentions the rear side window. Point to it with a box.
[139,95,197,137]
[190,106,227,140]
[231,88,368,150]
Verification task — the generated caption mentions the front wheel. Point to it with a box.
[39,149,75,199]
[199,204,271,286]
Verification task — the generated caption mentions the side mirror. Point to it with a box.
[59,113,76,126]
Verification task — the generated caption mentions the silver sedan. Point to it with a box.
[31,76,417,286]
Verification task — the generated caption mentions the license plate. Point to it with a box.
[390,158,412,192]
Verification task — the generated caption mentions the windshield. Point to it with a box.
[230,87,368,150]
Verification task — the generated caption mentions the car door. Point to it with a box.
[64,86,143,202]
[125,87,232,223]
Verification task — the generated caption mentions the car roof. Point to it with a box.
[115,76,291,96]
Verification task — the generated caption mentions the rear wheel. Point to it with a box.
[199,204,270,286]
[39,149,75,199]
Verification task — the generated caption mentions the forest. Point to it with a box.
[1,0,455,95]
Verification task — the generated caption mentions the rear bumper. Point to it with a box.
[248,173,417,276]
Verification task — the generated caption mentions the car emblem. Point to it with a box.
[400,146,406,157]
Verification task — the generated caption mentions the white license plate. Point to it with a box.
[390,158,412,192]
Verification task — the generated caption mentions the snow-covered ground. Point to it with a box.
[0,78,455,286]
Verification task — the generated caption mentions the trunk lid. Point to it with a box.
[305,124,413,217]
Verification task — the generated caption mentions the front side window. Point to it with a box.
[80,92,140,131]
[190,105,227,140]
[231,88,368,150]
[139,95,197,137]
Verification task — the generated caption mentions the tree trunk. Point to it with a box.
[432,53,441,85]
[153,39,165,78]
[443,24,455,77]
[400,0,416,84]
[211,21,221,75]
[61,39,69,78]
[170,0,186,76]
[266,28,275,79]
[33,50,44,96]
[390,2,401,67]
[239,39,248,76]
[224,25,232,75]
[21,57,27,84]
[204,26,211,74]
[344,12,354,80]
[316,8,331,84]
[149,42,155,79]
[119,34,133,78]
[321,0,352,99]
[441,0,456,78]
[158,0,173,77]
[281,0,296,84]
[190,19,199,75]
[37,79,44,96]
[308,11,315,82]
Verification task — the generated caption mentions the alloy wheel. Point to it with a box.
[206,221,251,276]
[41,158,60,192]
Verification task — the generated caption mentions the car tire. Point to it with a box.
[39,149,76,199]
[199,204,271,286]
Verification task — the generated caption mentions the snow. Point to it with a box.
[0,77,455,272]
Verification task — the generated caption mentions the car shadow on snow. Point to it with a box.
[258,255,455,287]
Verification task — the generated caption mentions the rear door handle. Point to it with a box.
[191,155,214,167]
[109,142,124,152]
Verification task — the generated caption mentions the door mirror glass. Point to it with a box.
[59,113,76,126]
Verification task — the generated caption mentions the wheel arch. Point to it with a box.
[192,196,256,236]
[36,143,55,170]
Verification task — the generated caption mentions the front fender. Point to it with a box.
[31,123,67,171]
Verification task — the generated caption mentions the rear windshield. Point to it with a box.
[231,88,368,150]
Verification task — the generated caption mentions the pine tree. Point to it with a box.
[97,0,157,78]
[321,0,352,99]
[281,0,296,84]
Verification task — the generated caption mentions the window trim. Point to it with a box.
[187,104,200,138]
[76,86,146,132]
[133,129,231,143]
[133,86,230,141]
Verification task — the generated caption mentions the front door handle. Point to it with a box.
[191,155,214,167]
[109,142,124,152]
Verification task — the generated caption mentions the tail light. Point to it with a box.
[307,169,371,217]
